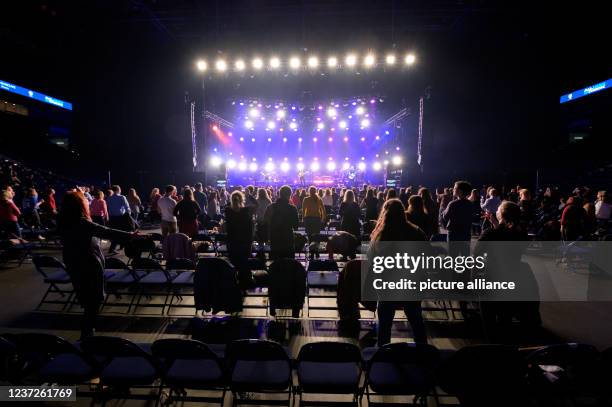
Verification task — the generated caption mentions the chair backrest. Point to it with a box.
[80,336,156,366]
[131,257,163,271]
[226,339,289,367]
[307,259,339,272]
[310,234,329,243]
[430,233,448,242]
[294,233,308,250]
[0,336,20,382]
[297,341,361,364]
[33,256,65,277]
[369,342,439,366]
[104,257,128,270]
[166,258,196,271]
[196,256,235,273]
[152,338,219,362]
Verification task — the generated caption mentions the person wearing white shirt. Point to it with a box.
[595,190,611,226]
[157,185,178,237]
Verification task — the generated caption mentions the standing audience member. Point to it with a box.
[595,191,611,227]
[207,191,221,220]
[264,185,299,260]
[302,186,327,245]
[322,189,334,214]
[224,191,254,287]
[0,189,21,237]
[419,187,439,236]
[362,189,379,222]
[405,195,434,239]
[442,181,474,253]
[127,188,142,223]
[105,185,132,255]
[339,190,361,239]
[194,183,208,216]
[149,188,161,221]
[157,185,178,237]
[255,188,272,252]
[560,196,586,241]
[21,188,42,228]
[89,191,109,225]
[173,188,201,238]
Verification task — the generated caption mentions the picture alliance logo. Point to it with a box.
[371,253,488,274]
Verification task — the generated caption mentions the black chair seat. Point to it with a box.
[43,270,71,284]
[103,270,117,280]
[165,359,224,388]
[138,271,177,284]
[368,362,433,395]
[37,353,94,384]
[106,270,145,284]
[170,271,194,285]
[307,271,338,287]
[298,361,360,393]
[100,356,157,385]
[231,360,291,391]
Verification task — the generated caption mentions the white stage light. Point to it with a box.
[215,60,227,72]
[280,162,290,172]
[307,56,319,68]
[339,120,347,129]
[252,58,264,70]
[264,162,275,172]
[326,161,336,171]
[385,54,396,65]
[276,110,286,119]
[249,108,260,118]
[267,121,276,130]
[384,160,389,166]
[226,159,237,169]
[342,162,350,170]
[249,162,258,172]
[289,57,301,69]
[326,107,336,117]
[317,122,325,130]
[289,122,298,130]
[210,156,222,167]
[372,162,382,171]
[234,60,246,71]
[405,54,416,65]
[357,162,366,171]
[361,118,370,128]
[269,57,281,69]
[345,54,357,67]
[364,54,375,67]
[196,60,207,71]
[244,120,254,129]
[310,162,320,172]
[238,162,247,171]
[296,162,305,171]
[355,106,365,115]
[392,155,402,166]
[327,56,338,68]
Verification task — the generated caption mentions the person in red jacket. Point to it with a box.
[0,189,21,237]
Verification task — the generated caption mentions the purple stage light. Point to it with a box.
[313,137,318,142]
[375,136,380,140]
[361,156,365,160]
[283,137,287,142]
[213,148,217,152]
[298,137,303,142]
[351,102,357,106]
[267,138,272,142]
[252,157,256,161]
[396,146,400,151]
[291,106,296,110]
[360,137,365,141]
[239,102,244,106]
[228,132,233,137]
[331,128,335,132]
[344,157,349,160]
[348,115,352,119]
[328,137,333,142]
[370,99,375,104]
[239,137,244,142]
[251,137,256,142]
[318,105,323,110]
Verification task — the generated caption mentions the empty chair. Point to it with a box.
[364,342,439,406]
[152,338,226,405]
[163,233,196,262]
[438,344,527,407]
[0,336,24,383]
[166,258,196,313]
[80,336,160,402]
[103,256,129,280]
[11,333,97,385]
[166,257,196,271]
[131,257,177,314]
[32,255,73,310]
[102,257,145,312]
[526,343,600,401]
[296,341,362,405]
[226,339,292,406]
[268,258,307,317]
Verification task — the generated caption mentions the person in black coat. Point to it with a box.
[339,190,361,240]
[224,191,254,288]
[264,185,299,260]
[58,191,136,339]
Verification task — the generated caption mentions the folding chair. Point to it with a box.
[166,258,196,314]
[306,259,339,317]
[131,257,177,314]
[32,255,74,311]
[102,257,145,312]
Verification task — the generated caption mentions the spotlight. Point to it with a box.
[196,60,207,71]
[228,132,233,137]
[289,122,298,130]
[343,137,349,142]
[361,119,370,127]
[249,162,258,172]
[313,137,318,142]
[210,156,222,167]
[405,53,416,65]
[384,160,389,166]
[249,108,260,118]
[385,54,396,65]
[276,110,286,119]
[267,138,272,142]
[280,162,290,172]
[283,137,287,142]
[357,162,366,171]
[239,137,244,142]
[342,162,350,170]
[251,138,256,142]
[345,54,357,67]
[339,120,347,129]
[264,162,275,172]
[364,54,375,67]
[244,120,254,129]
[289,57,301,69]
[355,106,365,115]
[392,155,402,166]
[267,121,276,130]
[215,60,227,72]
[252,58,264,70]
[317,122,325,130]
[269,57,281,69]
[310,162,320,171]
[226,159,237,169]
[296,162,305,171]
[238,161,247,171]
[212,125,218,131]
[326,161,336,171]
[327,107,336,117]
[385,130,390,135]
[360,137,365,142]
[327,56,338,68]
[375,136,380,140]
[234,60,246,71]
[328,137,333,142]
[298,137,303,142]
[372,162,382,171]
[396,146,400,151]
[307,56,319,68]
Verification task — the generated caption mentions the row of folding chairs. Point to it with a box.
[3,333,612,406]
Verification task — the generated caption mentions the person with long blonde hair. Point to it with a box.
[224,190,254,287]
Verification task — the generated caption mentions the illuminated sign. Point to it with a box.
[560,79,611,104]
[0,80,72,111]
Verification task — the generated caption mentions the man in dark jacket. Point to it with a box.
[264,185,299,260]
[442,180,474,244]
